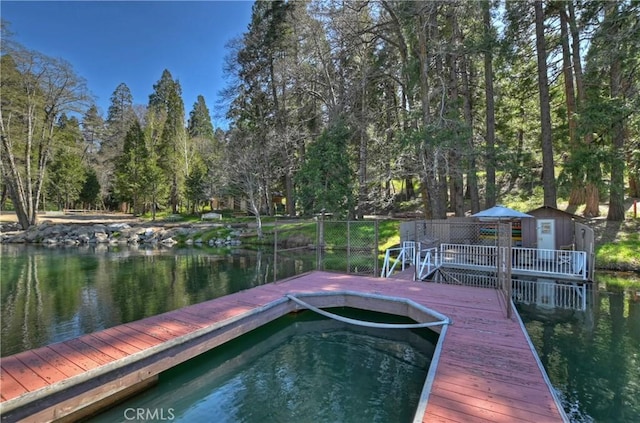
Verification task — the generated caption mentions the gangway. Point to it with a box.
[381,241,439,280]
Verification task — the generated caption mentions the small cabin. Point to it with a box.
[521,206,584,250]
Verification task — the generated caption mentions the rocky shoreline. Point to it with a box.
[0,221,244,248]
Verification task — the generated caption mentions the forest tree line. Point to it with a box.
[1,1,639,230]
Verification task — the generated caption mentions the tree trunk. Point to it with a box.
[606,5,626,221]
[483,0,497,209]
[534,1,558,208]
[417,10,436,218]
[406,178,415,200]
[461,54,480,214]
[560,5,584,206]
[448,26,464,217]
[357,71,368,220]
[568,0,600,216]
[629,175,639,198]
[285,173,295,215]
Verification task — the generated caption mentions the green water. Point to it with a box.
[90,310,436,423]
[0,244,314,357]
[518,277,640,423]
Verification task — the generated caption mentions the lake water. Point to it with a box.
[91,310,436,423]
[1,245,638,422]
[0,244,315,357]
[518,275,640,423]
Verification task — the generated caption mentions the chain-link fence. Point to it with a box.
[399,219,513,317]
[317,220,379,276]
[270,220,318,282]
[268,218,381,281]
[270,219,380,279]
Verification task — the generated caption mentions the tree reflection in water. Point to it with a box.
[0,245,315,357]
[518,274,640,423]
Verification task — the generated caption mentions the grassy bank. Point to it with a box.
[593,219,640,272]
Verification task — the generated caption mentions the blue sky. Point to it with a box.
[2,1,255,128]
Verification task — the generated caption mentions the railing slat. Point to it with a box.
[439,243,587,280]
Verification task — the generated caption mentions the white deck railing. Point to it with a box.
[511,246,587,280]
[382,242,588,281]
[380,241,438,280]
[380,241,416,278]
[416,246,439,280]
[439,244,588,280]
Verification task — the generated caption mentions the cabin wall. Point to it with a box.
[575,221,596,277]
[521,219,537,248]
[523,209,575,249]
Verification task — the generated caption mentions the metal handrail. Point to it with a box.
[416,247,439,280]
[380,241,416,278]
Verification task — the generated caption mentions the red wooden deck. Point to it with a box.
[0,271,566,422]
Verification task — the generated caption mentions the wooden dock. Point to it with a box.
[0,271,566,422]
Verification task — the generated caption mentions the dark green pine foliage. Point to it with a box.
[105,83,135,156]
[81,105,105,157]
[149,69,186,214]
[47,115,87,210]
[296,121,354,217]
[187,95,214,139]
[114,121,148,215]
[186,95,215,213]
[78,168,101,209]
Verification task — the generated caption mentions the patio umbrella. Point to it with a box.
[471,205,533,219]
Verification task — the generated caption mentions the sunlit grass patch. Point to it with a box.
[596,231,640,269]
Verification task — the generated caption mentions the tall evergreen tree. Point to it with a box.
[186,95,215,213]
[102,83,135,208]
[534,0,558,208]
[47,115,87,210]
[114,121,147,215]
[148,69,187,214]
[483,0,497,209]
[187,95,214,139]
[81,105,105,159]
[296,120,354,217]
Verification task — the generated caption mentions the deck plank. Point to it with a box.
[47,342,102,371]
[63,338,116,365]
[1,356,49,392]
[0,271,565,422]
[0,367,29,399]
[12,351,68,385]
[105,326,162,349]
[32,346,86,378]
[90,331,144,355]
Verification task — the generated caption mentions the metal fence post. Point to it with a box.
[316,210,325,271]
[374,219,379,277]
[273,219,278,282]
[347,221,351,273]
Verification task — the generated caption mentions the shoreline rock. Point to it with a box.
[0,221,242,248]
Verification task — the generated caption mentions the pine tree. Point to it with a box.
[148,69,187,214]
[187,95,214,139]
[47,115,87,210]
[186,95,215,213]
[102,83,135,208]
[295,120,354,217]
[114,121,147,215]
